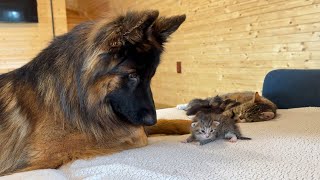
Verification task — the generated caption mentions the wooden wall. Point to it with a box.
[0,0,67,73]
[66,9,89,30]
[110,0,320,107]
[66,0,109,31]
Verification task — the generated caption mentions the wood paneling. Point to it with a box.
[66,9,89,30]
[53,0,68,36]
[66,0,110,31]
[109,0,320,107]
[0,0,67,73]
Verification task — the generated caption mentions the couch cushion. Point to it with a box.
[262,69,320,109]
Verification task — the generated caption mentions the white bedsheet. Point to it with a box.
[2,107,320,180]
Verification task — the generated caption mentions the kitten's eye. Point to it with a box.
[128,73,138,80]
[210,130,214,132]
[201,130,205,133]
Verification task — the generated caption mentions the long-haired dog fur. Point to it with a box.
[0,10,191,176]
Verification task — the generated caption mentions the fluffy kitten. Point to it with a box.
[185,92,277,122]
[185,96,240,115]
[223,92,276,122]
[183,112,251,145]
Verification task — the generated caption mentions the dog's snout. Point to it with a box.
[140,109,157,126]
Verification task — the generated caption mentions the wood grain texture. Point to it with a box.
[65,0,110,31]
[66,0,109,18]
[0,0,67,73]
[66,9,89,31]
[109,0,320,106]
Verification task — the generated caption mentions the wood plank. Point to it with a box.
[0,0,68,73]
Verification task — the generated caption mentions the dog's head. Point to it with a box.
[75,11,185,127]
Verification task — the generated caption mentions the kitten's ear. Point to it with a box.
[152,14,186,43]
[191,122,198,128]
[253,92,262,103]
[213,121,220,126]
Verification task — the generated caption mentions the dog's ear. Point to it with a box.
[99,10,159,52]
[152,14,186,43]
[122,10,159,44]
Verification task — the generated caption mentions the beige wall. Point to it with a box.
[0,0,67,73]
[110,0,320,107]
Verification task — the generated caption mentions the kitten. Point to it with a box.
[185,96,224,115]
[185,96,240,115]
[183,112,251,145]
[223,92,276,122]
[185,92,277,122]
[219,91,257,103]
[183,112,220,144]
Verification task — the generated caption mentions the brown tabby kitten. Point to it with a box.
[183,112,251,145]
[186,92,277,122]
[223,92,277,122]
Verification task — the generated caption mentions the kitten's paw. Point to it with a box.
[199,141,209,146]
[176,104,188,110]
[229,136,238,143]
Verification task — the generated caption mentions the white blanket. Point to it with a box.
[2,107,320,180]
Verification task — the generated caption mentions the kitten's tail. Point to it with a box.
[239,136,252,140]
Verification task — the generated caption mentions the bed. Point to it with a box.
[2,69,320,180]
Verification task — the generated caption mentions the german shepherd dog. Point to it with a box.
[0,10,191,176]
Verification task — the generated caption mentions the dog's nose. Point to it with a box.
[142,113,157,126]
[140,109,157,126]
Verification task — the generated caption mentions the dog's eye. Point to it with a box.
[128,73,138,79]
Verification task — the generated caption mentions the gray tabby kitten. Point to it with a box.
[183,112,251,145]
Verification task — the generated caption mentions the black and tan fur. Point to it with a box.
[0,10,192,176]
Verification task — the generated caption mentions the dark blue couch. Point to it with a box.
[262,69,320,109]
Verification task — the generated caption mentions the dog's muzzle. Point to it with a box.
[140,110,157,126]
